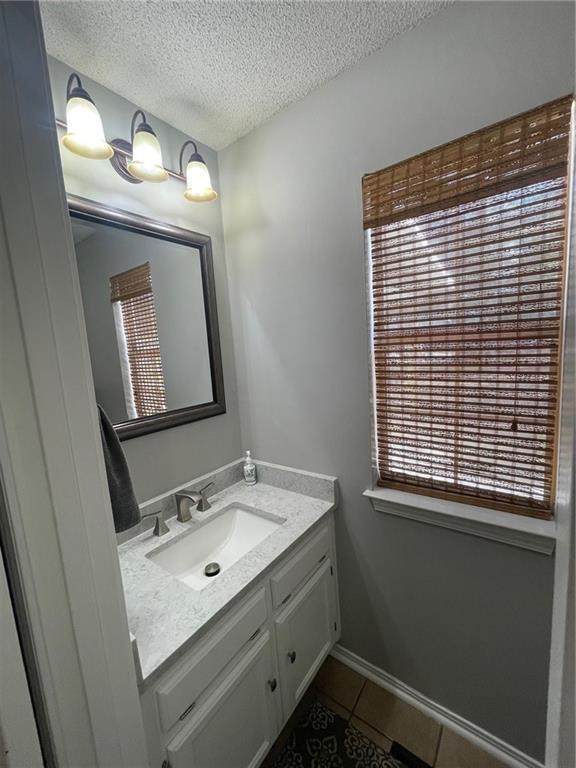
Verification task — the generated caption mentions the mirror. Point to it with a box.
[69,195,225,440]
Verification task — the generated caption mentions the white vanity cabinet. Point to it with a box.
[275,559,336,719]
[140,514,339,768]
[166,631,278,768]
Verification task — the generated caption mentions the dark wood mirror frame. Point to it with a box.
[68,194,226,440]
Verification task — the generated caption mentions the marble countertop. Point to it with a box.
[118,478,335,687]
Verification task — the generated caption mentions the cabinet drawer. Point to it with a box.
[271,525,330,609]
[156,588,267,732]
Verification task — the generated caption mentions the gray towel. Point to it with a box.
[98,405,140,533]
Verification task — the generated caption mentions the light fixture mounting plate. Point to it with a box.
[109,138,142,184]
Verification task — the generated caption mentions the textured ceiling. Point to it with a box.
[41,1,446,150]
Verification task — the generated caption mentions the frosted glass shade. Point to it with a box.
[127,129,168,182]
[62,96,113,160]
[184,159,217,202]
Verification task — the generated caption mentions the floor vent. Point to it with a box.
[389,743,432,768]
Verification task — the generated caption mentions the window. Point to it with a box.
[110,262,167,418]
[364,97,572,519]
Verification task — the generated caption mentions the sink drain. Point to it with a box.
[204,562,221,578]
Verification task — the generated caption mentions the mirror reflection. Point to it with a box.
[70,206,224,438]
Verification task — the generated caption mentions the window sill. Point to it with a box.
[363,487,556,554]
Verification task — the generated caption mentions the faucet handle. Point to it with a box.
[153,513,169,537]
[197,482,214,512]
[140,509,169,537]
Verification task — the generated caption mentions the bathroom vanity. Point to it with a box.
[118,461,340,768]
[69,195,341,767]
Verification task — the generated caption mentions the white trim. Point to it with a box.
[365,228,381,486]
[113,301,138,420]
[364,488,556,554]
[0,4,147,766]
[0,544,43,768]
[545,99,576,767]
[331,644,543,768]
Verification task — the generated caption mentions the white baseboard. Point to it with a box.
[331,644,543,768]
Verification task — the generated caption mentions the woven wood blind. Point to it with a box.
[364,97,572,518]
[110,263,167,418]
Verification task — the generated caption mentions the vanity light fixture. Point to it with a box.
[61,73,113,160]
[58,72,218,201]
[127,110,169,183]
[179,140,218,202]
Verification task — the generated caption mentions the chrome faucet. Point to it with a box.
[175,482,215,523]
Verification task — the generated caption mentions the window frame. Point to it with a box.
[112,300,138,420]
[364,97,574,524]
[110,262,167,420]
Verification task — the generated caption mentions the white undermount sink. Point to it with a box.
[147,503,285,591]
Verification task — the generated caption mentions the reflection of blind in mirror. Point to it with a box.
[110,262,167,418]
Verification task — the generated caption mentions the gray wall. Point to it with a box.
[48,56,242,502]
[220,2,574,759]
[75,225,212,422]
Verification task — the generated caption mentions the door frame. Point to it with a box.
[0,497,43,768]
[545,101,576,768]
[0,3,147,765]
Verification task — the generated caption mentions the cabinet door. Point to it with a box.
[275,559,335,718]
[166,630,278,768]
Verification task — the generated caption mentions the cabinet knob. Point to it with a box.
[268,677,277,692]
[287,650,296,664]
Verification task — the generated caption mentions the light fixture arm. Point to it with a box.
[179,140,200,174]
[131,110,148,142]
[66,73,83,99]
[66,72,95,105]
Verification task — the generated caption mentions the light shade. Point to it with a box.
[127,118,168,183]
[62,77,113,160]
[184,156,218,202]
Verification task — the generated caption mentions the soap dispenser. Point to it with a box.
[243,450,257,486]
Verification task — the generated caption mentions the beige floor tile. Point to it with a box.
[351,716,393,753]
[314,656,366,711]
[354,681,441,765]
[436,729,508,768]
[316,690,352,721]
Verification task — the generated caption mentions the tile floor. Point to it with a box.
[266,656,509,768]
